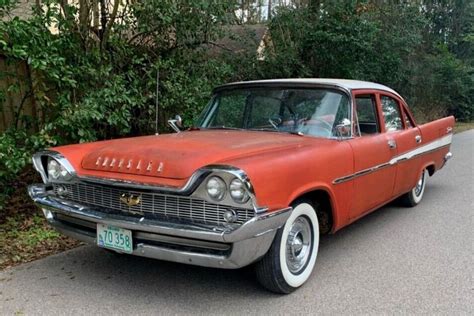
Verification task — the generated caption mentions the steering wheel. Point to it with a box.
[299,117,334,137]
[268,117,282,130]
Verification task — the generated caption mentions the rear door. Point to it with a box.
[378,93,422,197]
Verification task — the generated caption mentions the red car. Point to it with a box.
[28,79,454,293]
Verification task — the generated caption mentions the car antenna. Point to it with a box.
[155,67,160,135]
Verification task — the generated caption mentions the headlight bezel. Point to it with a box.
[32,151,76,184]
[193,168,256,209]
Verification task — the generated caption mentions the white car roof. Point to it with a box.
[217,78,403,99]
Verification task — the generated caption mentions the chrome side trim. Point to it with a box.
[389,134,452,164]
[333,162,391,184]
[333,134,453,184]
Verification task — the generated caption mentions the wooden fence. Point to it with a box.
[0,55,38,132]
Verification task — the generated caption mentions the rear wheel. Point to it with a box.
[255,200,320,294]
[400,169,428,207]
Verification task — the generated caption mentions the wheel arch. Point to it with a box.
[288,186,337,235]
[421,161,436,177]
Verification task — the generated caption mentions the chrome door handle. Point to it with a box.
[388,139,397,149]
[415,135,422,143]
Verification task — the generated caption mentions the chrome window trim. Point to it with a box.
[210,82,355,139]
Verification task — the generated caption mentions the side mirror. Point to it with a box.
[168,115,183,133]
[336,118,351,138]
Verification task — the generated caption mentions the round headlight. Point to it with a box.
[206,176,226,201]
[47,159,61,179]
[47,158,72,181]
[229,178,250,203]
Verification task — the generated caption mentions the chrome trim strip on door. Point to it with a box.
[333,162,392,184]
[333,134,452,184]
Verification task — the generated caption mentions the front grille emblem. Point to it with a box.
[120,193,142,207]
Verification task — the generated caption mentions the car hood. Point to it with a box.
[80,130,310,180]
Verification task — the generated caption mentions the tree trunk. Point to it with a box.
[268,0,272,20]
[92,0,99,29]
[101,0,120,49]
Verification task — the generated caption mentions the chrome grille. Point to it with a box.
[52,182,254,226]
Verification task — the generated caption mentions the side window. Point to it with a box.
[355,95,379,135]
[381,96,403,132]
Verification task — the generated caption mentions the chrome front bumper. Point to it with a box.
[28,184,292,269]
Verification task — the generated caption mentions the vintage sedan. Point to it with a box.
[28,79,454,293]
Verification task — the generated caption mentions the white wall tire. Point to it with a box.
[255,200,320,293]
[400,169,428,207]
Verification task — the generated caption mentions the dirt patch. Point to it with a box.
[0,167,81,270]
[454,121,474,134]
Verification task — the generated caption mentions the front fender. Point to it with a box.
[285,182,344,232]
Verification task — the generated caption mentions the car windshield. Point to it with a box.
[196,87,351,138]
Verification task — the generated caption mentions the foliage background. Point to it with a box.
[0,0,473,208]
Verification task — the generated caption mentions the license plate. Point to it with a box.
[97,224,133,254]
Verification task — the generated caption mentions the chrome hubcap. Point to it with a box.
[414,171,425,196]
[286,216,312,274]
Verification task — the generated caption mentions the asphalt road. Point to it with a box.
[1,130,473,315]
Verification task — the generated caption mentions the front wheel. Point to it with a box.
[255,200,320,294]
[400,169,428,207]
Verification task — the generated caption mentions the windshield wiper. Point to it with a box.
[205,126,245,130]
[288,131,304,136]
[248,128,304,136]
[248,128,281,132]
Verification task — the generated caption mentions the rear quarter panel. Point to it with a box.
[417,116,455,175]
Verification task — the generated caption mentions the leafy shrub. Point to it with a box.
[0,0,472,210]
[0,128,56,209]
